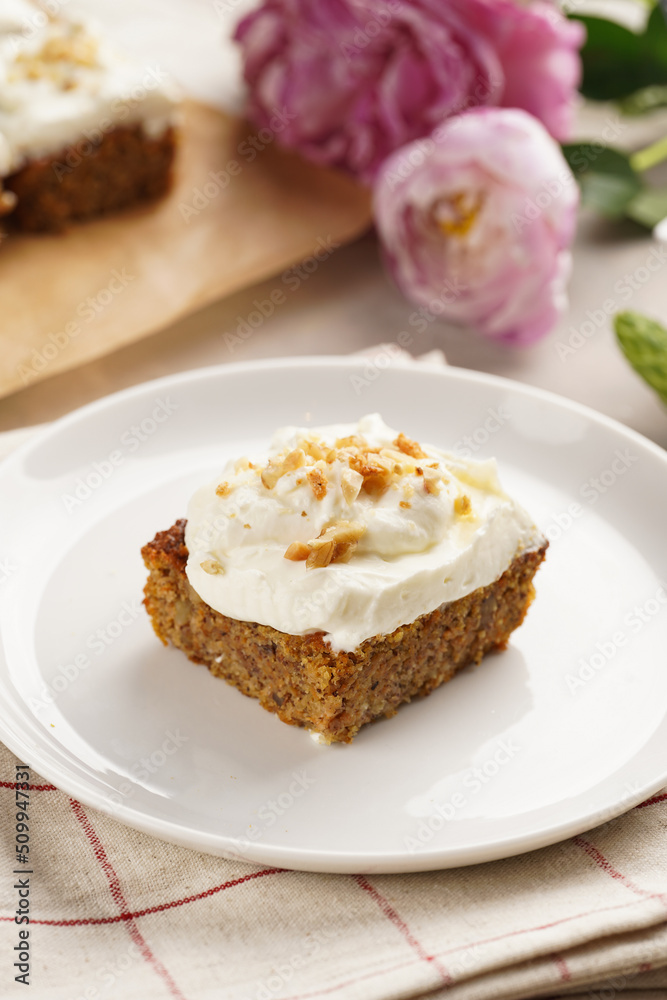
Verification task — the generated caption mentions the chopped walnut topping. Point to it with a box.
[395,432,427,459]
[306,537,335,569]
[454,495,472,516]
[362,468,393,496]
[12,27,99,85]
[284,520,365,569]
[261,448,306,489]
[299,438,326,462]
[260,459,283,490]
[380,447,412,472]
[283,448,307,473]
[306,520,365,569]
[40,31,98,66]
[255,427,443,511]
[284,542,310,561]
[335,435,365,449]
[348,452,393,497]
[341,468,363,505]
[215,481,231,497]
[422,467,442,495]
[200,559,224,575]
[306,467,328,500]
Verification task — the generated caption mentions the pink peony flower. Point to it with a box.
[373,107,579,344]
[480,1,585,142]
[234,0,583,181]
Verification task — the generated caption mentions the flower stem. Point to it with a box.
[630,135,667,173]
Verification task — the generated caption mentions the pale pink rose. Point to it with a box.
[373,107,579,344]
[234,0,583,181]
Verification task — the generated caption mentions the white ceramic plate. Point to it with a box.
[1,358,667,874]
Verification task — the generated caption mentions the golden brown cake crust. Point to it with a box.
[142,520,547,744]
[4,124,176,232]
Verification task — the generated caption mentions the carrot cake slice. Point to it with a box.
[0,0,179,232]
[142,414,547,743]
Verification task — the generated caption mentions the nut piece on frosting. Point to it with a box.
[184,413,543,652]
[249,424,459,565]
[285,520,365,569]
[394,432,427,459]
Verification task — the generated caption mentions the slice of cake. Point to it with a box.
[142,414,547,744]
[0,0,179,232]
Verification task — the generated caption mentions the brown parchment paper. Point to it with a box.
[0,100,372,400]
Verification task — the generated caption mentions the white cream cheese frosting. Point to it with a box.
[0,0,180,175]
[185,414,542,652]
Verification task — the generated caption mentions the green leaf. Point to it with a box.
[618,84,667,115]
[615,311,667,406]
[572,9,667,102]
[645,5,667,69]
[561,143,643,217]
[625,186,667,227]
[573,16,645,101]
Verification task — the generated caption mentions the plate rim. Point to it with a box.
[4,354,667,473]
[1,356,667,873]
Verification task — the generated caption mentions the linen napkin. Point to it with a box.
[1,737,666,1000]
[2,356,667,1000]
